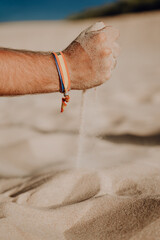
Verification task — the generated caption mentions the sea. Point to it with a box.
[0,0,115,22]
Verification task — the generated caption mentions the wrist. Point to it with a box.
[44,53,60,93]
[62,42,93,91]
[62,51,76,90]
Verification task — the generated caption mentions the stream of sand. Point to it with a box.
[76,89,97,168]
[76,90,87,168]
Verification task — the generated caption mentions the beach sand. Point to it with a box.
[0,11,160,240]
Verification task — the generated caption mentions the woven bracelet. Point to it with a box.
[52,51,71,112]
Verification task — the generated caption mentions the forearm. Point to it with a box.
[0,24,119,96]
[0,48,60,96]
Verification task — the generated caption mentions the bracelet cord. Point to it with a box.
[52,51,71,112]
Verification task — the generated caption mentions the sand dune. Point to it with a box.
[1,161,160,239]
[0,11,160,240]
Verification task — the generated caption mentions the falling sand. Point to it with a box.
[76,88,98,168]
[76,90,87,168]
[0,11,160,240]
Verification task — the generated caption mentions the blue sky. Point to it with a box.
[0,0,115,22]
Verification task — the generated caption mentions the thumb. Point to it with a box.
[85,21,106,33]
[76,22,106,40]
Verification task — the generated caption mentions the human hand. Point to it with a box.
[63,22,120,90]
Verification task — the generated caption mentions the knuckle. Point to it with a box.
[105,71,111,80]
[99,48,112,58]
[99,32,106,42]
[104,55,113,68]
[105,48,112,55]
[113,59,117,69]
[105,27,120,41]
[106,57,113,68]
[112,42,120,58]
[92,32,106,44]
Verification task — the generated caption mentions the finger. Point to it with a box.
[108,54,117,70]
[86,21,105,33]
[90,31,107,45]
[104,26,120,42]
[76,22,105,40]
[99,48,112,58]
[77,22,106,39]
[104,69,111,81]
[111,58,117,70]
[102,40,120,59]
[112,42,120,58]
[104,54,113,68]
[102,54,116,79]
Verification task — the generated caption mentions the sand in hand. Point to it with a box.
[0,11,160,240]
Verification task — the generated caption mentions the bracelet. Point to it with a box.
[52,51,71,112]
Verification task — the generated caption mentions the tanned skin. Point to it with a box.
[0,48,60,95]
[0,22,119,96]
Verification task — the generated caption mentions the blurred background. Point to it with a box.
[0,0,112,21]
[0,0,160,21]
[0,0,160,176]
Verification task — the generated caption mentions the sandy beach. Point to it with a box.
[0,11,160,239]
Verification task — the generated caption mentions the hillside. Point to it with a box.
[68,0,160,19]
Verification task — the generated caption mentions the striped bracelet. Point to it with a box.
[52,51,71,112]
